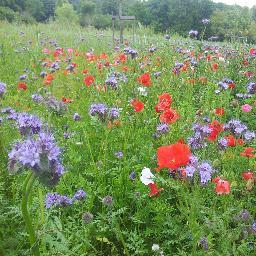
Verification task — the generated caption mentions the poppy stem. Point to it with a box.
[21,172,40,256]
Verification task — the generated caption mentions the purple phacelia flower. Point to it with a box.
[199,162,215,184]
[89,103,108,121]
[105,76,118,90]
[73,189,86,200]
[202,19,210,25]
[19,74,27,80]
[247,82,256,94]
[185,165,196,177]
[16,112,42,136]
[108,107,120,120]
[45,192,73,209]
[73,112,81,121]
[115,151,123,159]
[189,30,198,38]
[218,137,228,149]
[8,132,64,187]
[244,131,255,142]
[32,94,44,103]
[0,82,6,97]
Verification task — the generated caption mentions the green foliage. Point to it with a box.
[55,2,78,24]
[92,14,112,30]
[0,6,18,22]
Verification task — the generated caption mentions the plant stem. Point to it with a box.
[21,172,40,256]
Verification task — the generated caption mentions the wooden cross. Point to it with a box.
[112,0,135,44]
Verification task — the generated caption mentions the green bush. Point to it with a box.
[0,7,18,22]
[92,14,112,30]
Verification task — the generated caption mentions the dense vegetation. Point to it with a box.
[1,0,256,42]
[0,21,255,255]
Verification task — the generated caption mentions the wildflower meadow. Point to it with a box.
[0,21,255,255]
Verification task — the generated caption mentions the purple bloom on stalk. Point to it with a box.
[105,76,118,90]
[73,189,86,200]
[252,221,256,232]
[247,82,256,94]
[154,71,162,78]
[0,82,6,97]
[244,131,255,142]
[8,132,64,187]
[45,192,73,209]
[32,94,44,103]
[185,165,196,177]
[129,171,136,180]
[108,107,120,120]
[115,151,123,159]
[19,74,27,80]
[202,19,210,25]
[102,195,113,206]
[73,112,81,121]
[198,162,215,184]
[156,123,169,135]
[199,237,209,251]
[89,103,108,120]
[218,137,228,149]
[16,112,42,136]
[189,30,198,38]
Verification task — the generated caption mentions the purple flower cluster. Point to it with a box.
[189,30,198,38]
[32,93,44,103]
[105,76,118,89]
[73,112,81,121]
[45,189,86,209]
[16,112,42,136]
[184,156,216,184]
[154,123,169,138]
[187,123,212,149]
[8,132,64,187]
[89,103,120,122]
[124,47,138,59]
[216,78,234,94]
[0,82,6,97]
[247,82,256,94]
[202,19,210,25]
[224,119,247,136]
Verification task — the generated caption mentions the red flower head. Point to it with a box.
[207,120,223,141]
[18,82,27,90]
[212,62,219,71]
[62,97,73,103]
[130,99,144,112]
[250,48,256,55]
[157,142,191,170]
[84,75,94,87]
[44,74,54,85]
[160,108,179,124]
[215,108,225,116]
[213,178,230,195]
[148,183,164,197]
[155,93,172,113]
[119,53,127,63]
[236,138,244,146]
[240,147,255,158]
[242,171,254,181]
[137,73,151,86]
[225,135,236,147]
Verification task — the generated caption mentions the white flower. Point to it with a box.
[137,87,148,96]
[152,244,160,251]
[140,167,155,185]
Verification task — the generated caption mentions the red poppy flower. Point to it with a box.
[160,108,179,124]
[207,120,223,141]
[225,135,236,147]
[199,77,207,84]
[214,178,230,195]
[82,69,89,74]
[137,73,151,86]
[157,142,191,170]
[130,99,144,112]
[242,172,254,180]
[148,183,164,197]
[62,97,73,103]
[215,108,225,116]
[84,75,94,87]
[228,83,235,89]
[236,139,244,146]
[155,93,172,113]
[18,82,27,90]
[212,63,219,71]
[44,74,54,85]
[240,147,255,158]
[119,53,127,63]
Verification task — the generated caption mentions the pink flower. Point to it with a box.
[241,104,252,113]
[43,48,50,54]
[67,48,74,55]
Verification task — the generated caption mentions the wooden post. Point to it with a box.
[119,0,124,44]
